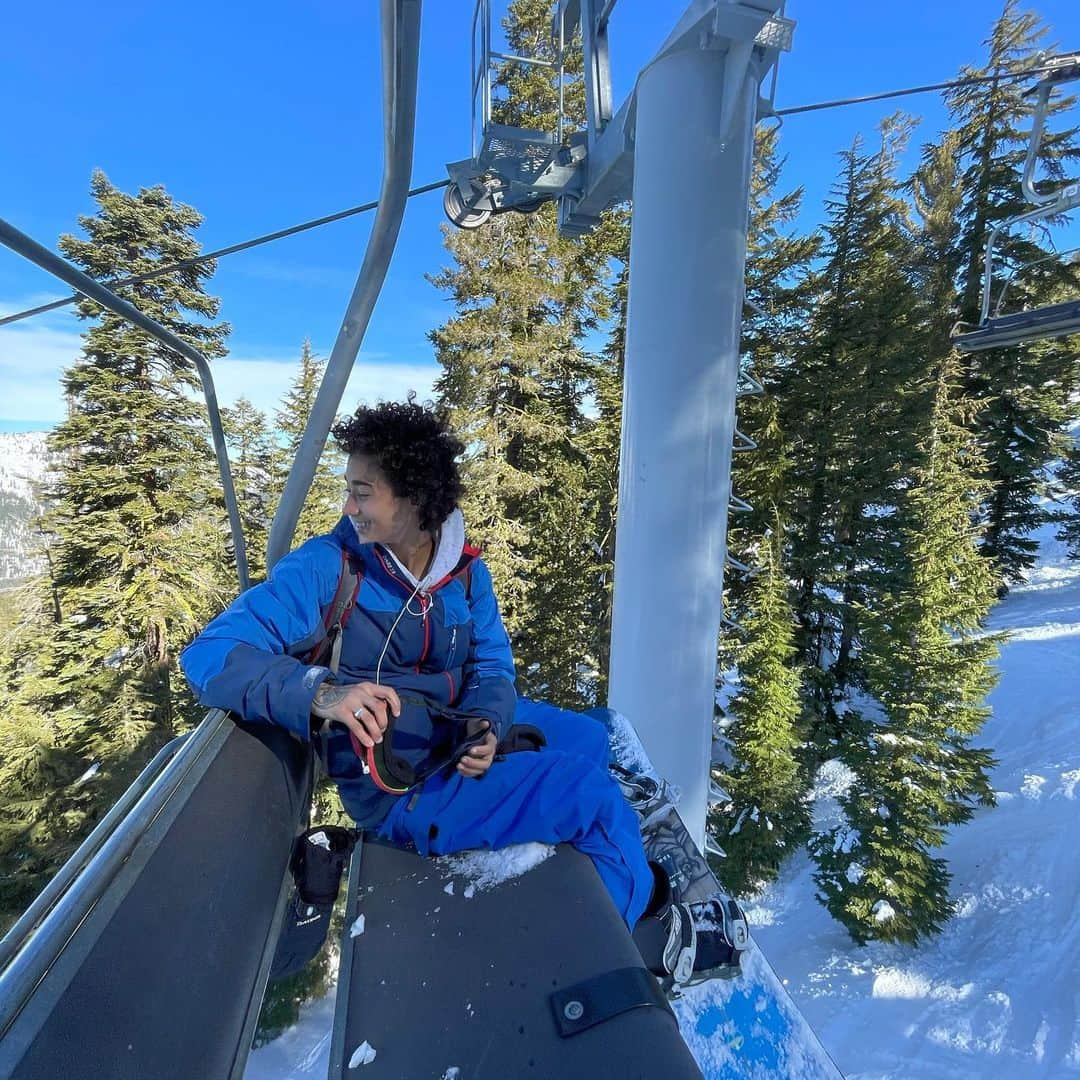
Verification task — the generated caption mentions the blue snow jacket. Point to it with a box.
[180,514,517,827]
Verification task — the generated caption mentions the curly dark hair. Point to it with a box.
[331,396,465,532]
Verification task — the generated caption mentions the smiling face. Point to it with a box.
[343,453,424,546]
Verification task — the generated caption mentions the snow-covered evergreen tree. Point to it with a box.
[0,171,232,927]
[946,0,1080,586]
[812,360,999,943]
[271,339,343,546]
[713,524,810,898]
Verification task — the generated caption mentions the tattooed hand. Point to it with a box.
[311,681,401,749]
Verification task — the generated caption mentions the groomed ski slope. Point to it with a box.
[247,521,1080,1079]
[750,520,1080,1079]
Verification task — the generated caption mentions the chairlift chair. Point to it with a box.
[953,52,1080,352]
[442,0,594,227]
[444,0,794,233]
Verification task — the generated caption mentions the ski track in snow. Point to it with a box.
[750,519,1080,1079]
[245,518,1080,1079]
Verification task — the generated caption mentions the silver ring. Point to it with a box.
[352,707,366,719]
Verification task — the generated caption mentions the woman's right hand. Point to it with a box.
[311,681,402,748]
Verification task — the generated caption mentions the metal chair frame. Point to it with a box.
[442,0,618,226]
[954,53,1080,352]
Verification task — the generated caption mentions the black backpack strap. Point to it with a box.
[306,547,363,673]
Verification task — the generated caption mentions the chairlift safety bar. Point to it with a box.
[0,218,251,593]
[953,297,1080,352]
[1022,54,1080,207]
[974,189,1080,326]
[0,735,187,977]
[266,0,422,570]
[953,52,1080,352]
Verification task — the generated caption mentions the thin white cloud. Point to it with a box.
[0,314,440,427]
[214,352,440,420]
[0,319,84,423]
[0,293,72,320]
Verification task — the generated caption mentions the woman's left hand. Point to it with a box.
[456,731,498,778]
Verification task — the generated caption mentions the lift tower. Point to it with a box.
[447,0,794,846]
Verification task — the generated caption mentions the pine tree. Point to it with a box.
[780,117,926,751]
[712,524,810,897]
[271,339,343,545]
[811,360,1000,943]
[0,172,234,924]
[1056,437,1080,558]
[723,123,820,649]
[430,0,621,708]
[946,0,1080,585]
[0,587,87,931]
[702,126,820,887]
[223,396,276,582]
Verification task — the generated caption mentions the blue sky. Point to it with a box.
[2,0,1078,431]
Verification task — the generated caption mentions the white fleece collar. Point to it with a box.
[375,508,466,593]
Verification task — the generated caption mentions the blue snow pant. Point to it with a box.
[376,698,655,929]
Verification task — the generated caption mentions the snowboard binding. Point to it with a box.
[659,895,749,993]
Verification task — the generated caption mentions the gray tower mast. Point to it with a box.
[446,0,794,847]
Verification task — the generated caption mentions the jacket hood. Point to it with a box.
[339,508,470,594]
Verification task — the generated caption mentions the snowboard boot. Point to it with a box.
[610,762,676,824]
[268,825,355,982]
[683,895,749,982]
[635,865,748,991]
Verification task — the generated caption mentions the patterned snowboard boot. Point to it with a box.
[636,864,749,992]
[657,894,749,989]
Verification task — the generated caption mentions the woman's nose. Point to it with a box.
[343,492,359,514]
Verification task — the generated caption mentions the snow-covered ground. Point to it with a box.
[751,522,1080,1079]
[247,521,1080,1079]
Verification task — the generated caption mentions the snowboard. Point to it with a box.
[590,708,845,1080]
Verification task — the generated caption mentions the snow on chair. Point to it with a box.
[953,52,1080,352]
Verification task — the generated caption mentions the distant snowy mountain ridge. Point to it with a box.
[0,431,50,586]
